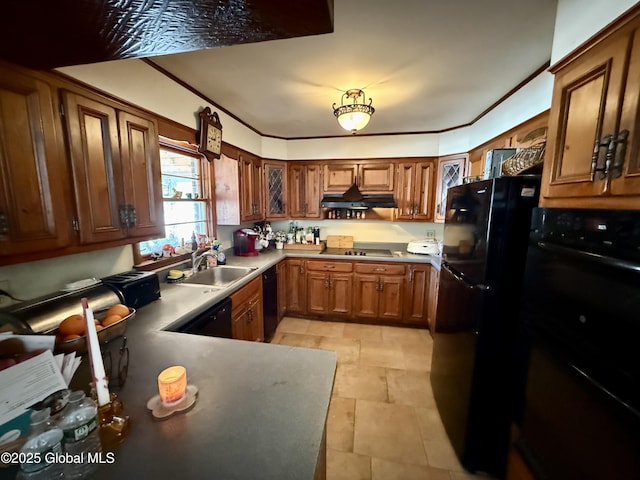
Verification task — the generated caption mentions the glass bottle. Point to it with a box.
[16,408,64,480]
[57,391,102,479]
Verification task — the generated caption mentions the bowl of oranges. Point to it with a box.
[52,303,135,354]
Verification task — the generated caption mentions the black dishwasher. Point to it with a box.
[173,297,232,338]
[262,266,278,341]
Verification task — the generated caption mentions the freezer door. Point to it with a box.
[441,180,493,286]
[431,263,510,476]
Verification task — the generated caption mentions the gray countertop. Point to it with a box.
[86,262,338,480]
[6,246,439,479]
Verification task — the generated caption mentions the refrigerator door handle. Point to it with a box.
[443,263,476,289]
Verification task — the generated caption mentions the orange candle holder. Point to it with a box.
[158,366,187,405]
[147,366,198,419]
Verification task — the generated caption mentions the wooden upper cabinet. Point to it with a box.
[288,162,322,218]
[239,153,263,222]
[395,160,435,221]
[434,154,468,222]
[541,11,640,209]
[0,65,71,258]
[264,160,288,219]
[617,26,640,200]
[62,90,163,243]
[323,161,395,193]
[118,111,163,239]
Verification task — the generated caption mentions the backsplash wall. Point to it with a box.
[219,220,443,246]
[0,246,134,305]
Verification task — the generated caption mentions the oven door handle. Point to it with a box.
[568,359,640,419]
[537,241,640,273]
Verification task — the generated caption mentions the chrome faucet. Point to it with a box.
[191,250,217,274]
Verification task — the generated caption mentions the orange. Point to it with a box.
[101,314,122,327]
[58,314,86,336]
[105,304,129,318]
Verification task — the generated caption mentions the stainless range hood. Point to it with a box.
[320,183,397,210]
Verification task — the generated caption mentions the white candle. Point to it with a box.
[82,298,111,407]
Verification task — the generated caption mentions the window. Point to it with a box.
[137,138,213,258]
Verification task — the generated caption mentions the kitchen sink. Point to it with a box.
[181,266,256,287]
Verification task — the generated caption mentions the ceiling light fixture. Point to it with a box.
[332,89,375,134]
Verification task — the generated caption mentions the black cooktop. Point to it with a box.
[322,248,394,257]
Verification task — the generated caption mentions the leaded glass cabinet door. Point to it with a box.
[264,161,288,219]
[435,154,467,222]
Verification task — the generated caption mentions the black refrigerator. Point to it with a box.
[430,175,540,477]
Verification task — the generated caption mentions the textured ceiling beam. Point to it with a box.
[0,0,334,69]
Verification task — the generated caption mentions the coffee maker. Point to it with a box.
[233,229,259,256]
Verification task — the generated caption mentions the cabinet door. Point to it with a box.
[395,161,435,221]
[413,161,434,220]
[239,155,256,222]
[303,164,322,218]
[231,307,248,340]
[246,293,264,342]
[395,162,415,220]
[0,67,71,257]
[427,267,440,333]
[118,111,163,239]
[307,271,329,315]
[614,28,640,202]
[541,30,631,204]
[404,265,429,325]
[252,157,263,219]
[264,161,288,218]
[288,163,305,218]
[323,163,357,192]
[289,163,321,218]
[435,154,467,222]
[358,162,395,192]
[378,275,405,322]
[285,258,307,314]
[328,273,353,317]
[353,274,380,319]
[62,91,126,244]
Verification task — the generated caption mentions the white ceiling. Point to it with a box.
[151,0,558,139]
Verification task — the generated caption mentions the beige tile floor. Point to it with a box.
[271,317,494,480]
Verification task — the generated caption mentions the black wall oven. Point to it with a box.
[517,208,640,479]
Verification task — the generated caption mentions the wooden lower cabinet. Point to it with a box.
[353,263,406,323]
[230,276,264,342]
[282,257,437,327]
[426,266,440,332]
[403,264,430,326]
[284,258,307,315]
[306,260,353,317]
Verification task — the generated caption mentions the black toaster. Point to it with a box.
[101,271,161,309]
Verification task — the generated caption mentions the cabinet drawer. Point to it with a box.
[306,260,353,272]
[354,263,405,275]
